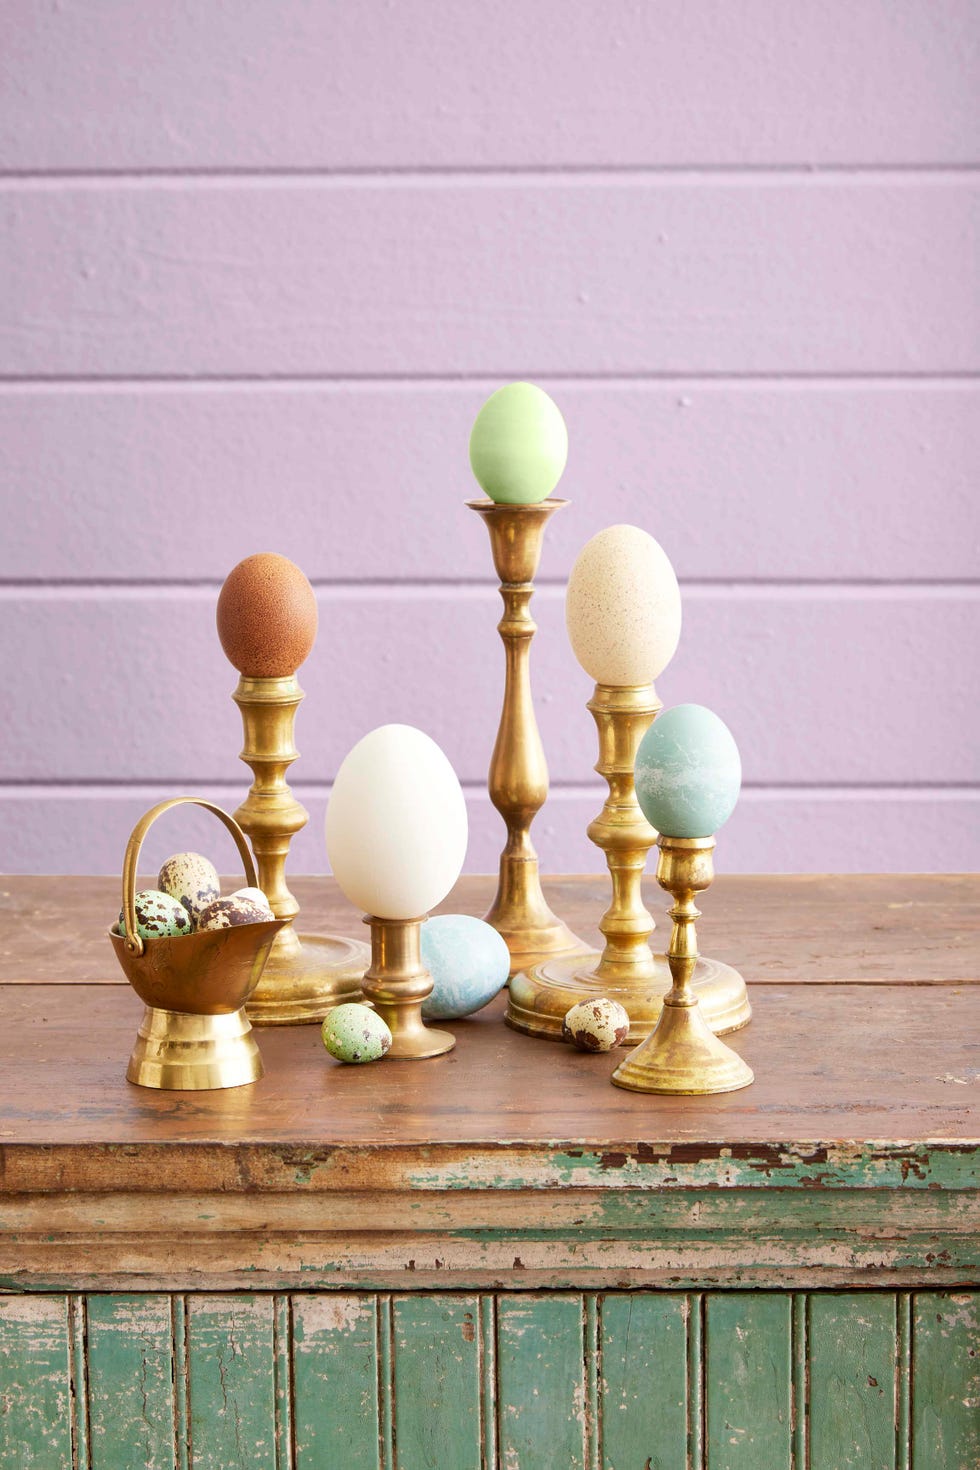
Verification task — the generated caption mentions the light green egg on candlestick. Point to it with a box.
[469,382,568,504]
[635,704,742,838]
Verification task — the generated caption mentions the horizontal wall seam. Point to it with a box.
[1,164,979,185]
[0,781,976,797]
[1,372,979,388]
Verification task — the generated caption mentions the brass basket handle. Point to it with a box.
[121,797,259,957]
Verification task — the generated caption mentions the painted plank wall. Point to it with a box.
[0,1,977,876]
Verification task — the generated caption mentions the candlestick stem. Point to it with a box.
[361,917,455,1060]
[468,499,584,974]
[232,675,368,1024]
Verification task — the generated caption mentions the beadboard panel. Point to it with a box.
[0,1292,976,1469]
[2,787,977,876]
[2,181,978,378]
[2,382,977,583]
[2,1,977,171]
[2,588,976,785]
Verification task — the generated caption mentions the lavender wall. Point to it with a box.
[1,1,978,878]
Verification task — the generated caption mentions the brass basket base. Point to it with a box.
[507,949,751,1043]
[127,1006,263,1091]
[611,997,754,1095]
[246,932,369,1026]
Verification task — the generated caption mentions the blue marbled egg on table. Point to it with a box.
[420,915,511,1020]
[635,704,741,838]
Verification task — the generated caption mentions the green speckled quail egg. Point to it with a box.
[321,1003,392,1064]
[197,895,275,931]
[562,998,631,1052]
[229,886,275,917]
[157,851,221,926]
[118,889,193,941]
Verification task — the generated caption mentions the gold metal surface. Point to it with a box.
[109,797,282,1090]
[231,674,369,1024]
[467,498,584,973]
[612,837,754,1095]
[506,684,752,1042]
[361,917,455,1060]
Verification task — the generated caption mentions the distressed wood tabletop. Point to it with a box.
[0,874,976,1293]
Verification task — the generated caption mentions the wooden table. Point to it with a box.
[0,874,977,1468]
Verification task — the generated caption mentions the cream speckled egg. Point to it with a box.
[565,525,681,685]
[321,1003,392,1064]
[230,886,275,916]
[157,852,220,925]
[562,998,631,1052]
[118,889,193,941]
[197,895,274,931]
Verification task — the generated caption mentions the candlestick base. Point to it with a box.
[506,950,750,1042]
[611,994,754,1095]
[245,931,369,1026]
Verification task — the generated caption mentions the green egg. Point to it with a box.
[635,704,741,838]
[117,888,193,941]
[321,1003,392,1064]
[469,382,568,505]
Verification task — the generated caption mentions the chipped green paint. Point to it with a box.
[186,1295,276,1470]
[1,1290,977,1466]
[86,1295,175,1470]
[393,1295,484,1470]
[705,1293,792,1469]
[912,1291,980,1470]
[809,1292,899,1468]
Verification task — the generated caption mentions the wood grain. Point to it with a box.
[2,875,976,987]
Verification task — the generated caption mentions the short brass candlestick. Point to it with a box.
[232,675,369,1024]
[612,837,753,1094]
[467,498,584,974]
[361,916,455,1060]
[508,684,751,1042]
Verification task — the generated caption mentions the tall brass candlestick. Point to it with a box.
[468,498,584,974]
[217,554,369,1025]
[509,527,750,1041]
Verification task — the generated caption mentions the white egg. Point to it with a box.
[565,525,681,686]
[326,725,468,920]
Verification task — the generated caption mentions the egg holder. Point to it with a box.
[612,836,753,1094]
[466,497,585,973]
[228,673,369,1025]
[109,797,285,1090]
[467,497,751,1050]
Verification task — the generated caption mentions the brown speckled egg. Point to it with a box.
[216,553,318,677]
[157,851,221,926]
[197,895,275,931]
[562,997,631,1052]
[118,889,192,942]
[229,886,275,917]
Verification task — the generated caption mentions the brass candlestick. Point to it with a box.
[232,674,368,1024]
[216,553,369,1026]
[508,682,751,1041]
[361,917,455,1060]
[467,498,584,975]
[612,837,753,1094]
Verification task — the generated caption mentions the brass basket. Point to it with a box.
[109,797,285,1090]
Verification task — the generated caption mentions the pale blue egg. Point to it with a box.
[420,915,511,1020]
[635,704,741,838]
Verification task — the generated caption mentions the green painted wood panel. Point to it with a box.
[186,1295,276,1470]
[705,1293,792,1470]
[86,1295,175,1470]
[599,1292,688,1470]
[292,1293,381,1470]
[912,1291,980,1470]
[0,1295,72,1470]
[393,1295,483,1470]
[809,1292,897,1470]
[497,1294,587,1470]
